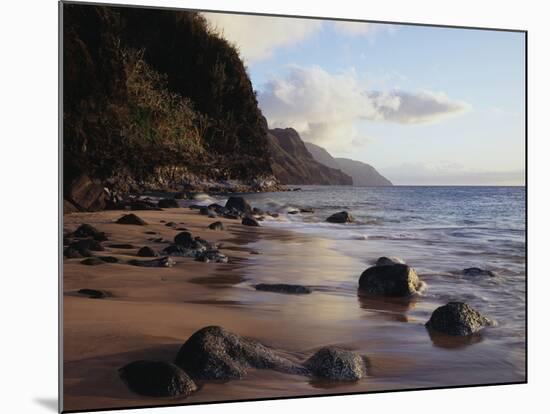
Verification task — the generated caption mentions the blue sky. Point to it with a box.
[204,13,525,185]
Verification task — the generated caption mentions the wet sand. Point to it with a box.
[62,207,525,412]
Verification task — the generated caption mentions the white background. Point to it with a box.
[0,0,546,413]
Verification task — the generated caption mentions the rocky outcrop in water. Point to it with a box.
[359,263,422,296]
[119,360,197,398]
[425,302,492,336]
[305,347,367,381]
[255,284,312,294]
[326,211,355,224]
[375,256,405,266]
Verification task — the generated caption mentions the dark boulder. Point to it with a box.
[375,256,405,266]
[462,267,496,277]
[63,199,79,214]
[98,256,119,263]
[255,283,312,294]
[199,206,211,216]
[157,198,179,208]
[305,347,367,381]
[107,243,135,249]
[242,217,260,227]
[116,214,147,225]
[174,326,306,380]
[64,246,88,258]
[128,256,175,268]
[80,257,105,266]
[208,203,225,215]
[77,288,110,299]
[208,221,225,231]
[119,360,197,398]
[137,246,158,257]
[225,196,252,214]
[69,238,104,254]
[72,224,107,241]
[174,231,194,247]
[326,211,355,223]
[425,302,492,336]
[359,264,422,296]
[165,221,177,227]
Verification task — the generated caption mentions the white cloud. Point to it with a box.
[257,65,471,150]
[203,13,321,62]
[202,14,394,63]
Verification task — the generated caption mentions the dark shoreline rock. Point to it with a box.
[157,198,179,208]
[119,360,197,398]
[128,256,175,268]
[77,288,111,299]
[137,246,158,257]
[326,211,354,224]
[359,263,422,296]
[225,196,251,214]
[305,347,367,381]
[425,302,492,336]
[174,326,307,380]
[108,243,136,249]
[242,216,260,227]
[462,267,496,277]
[375,256,405,266]
[208,221,225,231]
[255,283,312,294]
[116,213,147,225]
[72,224,107,241]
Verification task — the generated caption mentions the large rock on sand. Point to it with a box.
[208,221,225,231]
[359,263,422,296]
[174,326,306,380]
[116,214,147,225]
[225,196,252,214]
[137,246,158,257]
[305,347,367,381]
[425,302,492,336]
[119,360,197,398]
[66,174,107,211]
[326,211,355,223]
[72,223,107,241]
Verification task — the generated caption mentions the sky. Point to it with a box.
[204,13,526,185]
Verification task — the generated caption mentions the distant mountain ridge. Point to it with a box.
[268,128,353,185]
[304,142,392,186]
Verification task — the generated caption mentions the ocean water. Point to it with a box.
[179,185,526,388]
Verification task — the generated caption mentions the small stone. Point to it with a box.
[137,246,158,257]
[208,221,224,231]
[116,214,147,225]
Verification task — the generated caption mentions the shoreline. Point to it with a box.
[62,205,525,411]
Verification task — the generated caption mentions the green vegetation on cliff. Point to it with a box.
[63,4,272,197]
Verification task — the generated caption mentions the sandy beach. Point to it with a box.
[62,204,525,412]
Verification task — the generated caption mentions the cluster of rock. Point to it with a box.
[358,256,494,337]
[120,326,367,398]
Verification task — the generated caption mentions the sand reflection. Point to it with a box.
[356,291,417,322]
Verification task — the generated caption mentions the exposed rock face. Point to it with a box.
[304,142,393,187]
[255,284,312,294]
[116,214,147,225]
[326,211,355,224]
[119,360,197,398]
[359,264,422,296]
[462,267,496,277]
[128,256,175,268]
[65,174,108,212]
[268,128,352,185]
[225,197,252,214]
[305,347,367,381]
[208,221,225,231]
[137,246,158,257]
[174,326,307,380]
[157,198,179,208]
[72,224,107,241]
[242,217,260,227]
[425,302,492,336]
[376,256,405,266]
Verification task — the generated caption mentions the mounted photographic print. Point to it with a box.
[60,1,526,412]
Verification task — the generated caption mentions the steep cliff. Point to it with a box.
[268,129,352,185]
[63,4,275,210]
[304,142,393,186]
